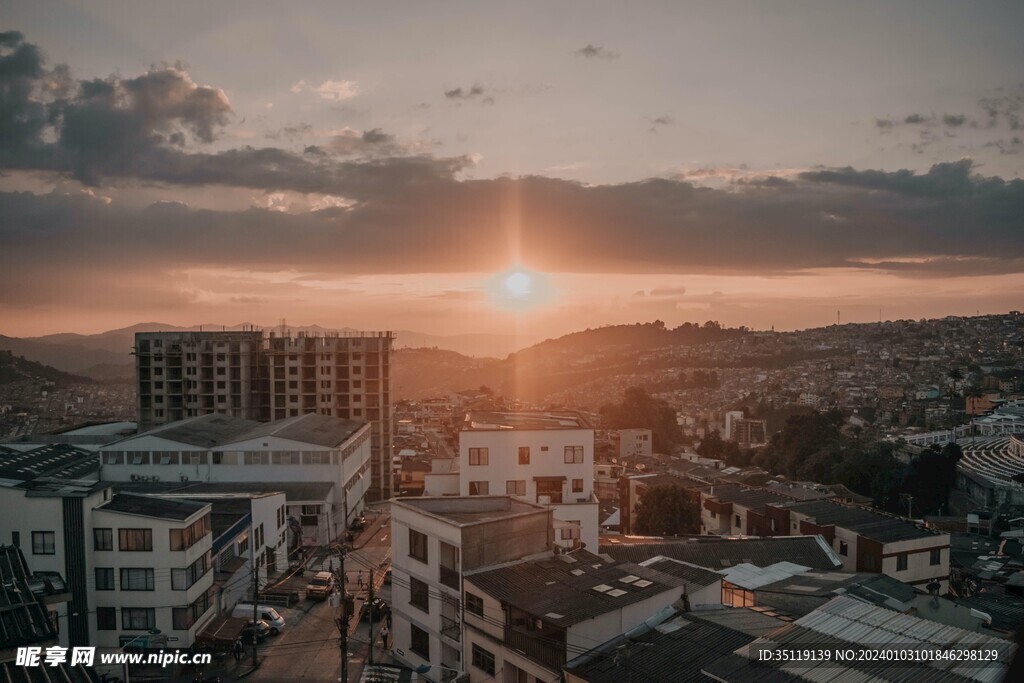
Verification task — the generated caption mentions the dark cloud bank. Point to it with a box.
[2,31,1024,289]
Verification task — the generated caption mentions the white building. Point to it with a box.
[463,550,696,682]
[618,428,652,459]
[390,496,554,681]
[458,412,600,552]
[98,412,371,540]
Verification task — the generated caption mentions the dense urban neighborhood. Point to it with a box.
[2,313,1024,681]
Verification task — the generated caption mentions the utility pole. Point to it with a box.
[250,530,258,668]
[334,547,350,683]
[367,567,375,665]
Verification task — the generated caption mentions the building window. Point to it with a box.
[466,592,484,618]
[506,480,526,496]
[238,536,249,556]
[95,567,115,591]
[172,551,212,591]
[94,528,113,551]
[518,447,530,465]
[120,568,155,591]
[572,478,584,493]
[409,529,428,563]
[122,608,156,631]
[170,514,211,551]
[468,448,489,466]
[839,541,848,556]
[410,624,430,659]
[97,607,116,631]
[119,528,153,551]
[472,644,496,676]
[930,548,941,566]
[561,522,581,541]
[11,531,19,548]
[468,481,489,495]
[896,554,908,571]
[564,446,584,464]
[734,515,742,528]
[410,577,430,613]
[31,531,55,555]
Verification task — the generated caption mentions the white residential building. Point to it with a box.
[618,428,652,459]
[98,412,371,540]
[390,496,553,681]
[459,412,600,552]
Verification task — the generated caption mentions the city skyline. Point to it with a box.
[2,1,1024,342]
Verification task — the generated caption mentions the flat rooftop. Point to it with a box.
[601,535,843,570]
[462,411,590,431]
[780,499,940,543]
[113,412,367,449]
[392,495,549,526]
[98,493,208,521]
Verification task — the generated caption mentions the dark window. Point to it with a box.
[468,481,489,495]
[468,448,488,466]
[95,568,115,591]
[839,541,848,556]
[506,480,526,496]
[735,515,742,528]
[410,577,430,613]
[410,624,430,659]
[409,529,428,563]
[120,568,155,591]
[930,548,941,566]
[94,528,113,551]
[466,592,484,617]
[121,607,156,630]
[172,551,212,590]
[518,447,530,465]
[119,528,153,551]
[472,644,496,675]
[31,531,55,555]
[572,478,584,493]
[896,554,908,571]
[11,531,19,548]
[97,607,116,630]
[563,446,584,464]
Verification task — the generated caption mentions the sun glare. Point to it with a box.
[486,267,553,311]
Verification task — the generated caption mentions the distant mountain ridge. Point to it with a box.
[1,322,522,380]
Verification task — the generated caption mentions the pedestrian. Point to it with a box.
[232,638,242,662]
[380,623,390,648]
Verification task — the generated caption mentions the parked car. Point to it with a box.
[231,604,286,634]
[239,620,271,642]
[361,597,388,622]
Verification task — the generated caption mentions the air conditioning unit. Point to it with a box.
[537,495,551,505]
[130,474,140,482]
[180,475,189,483]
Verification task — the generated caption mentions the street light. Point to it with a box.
[121,628,163,683]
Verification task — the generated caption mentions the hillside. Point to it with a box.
[0,350,95,385]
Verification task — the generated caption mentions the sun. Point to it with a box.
[504,271,532,298]
[486,266,554,311]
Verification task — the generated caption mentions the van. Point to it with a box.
[306,571,335,600]
[232,604,286,634]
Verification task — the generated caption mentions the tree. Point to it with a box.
[600,387,682,452]
[697,429,725,458]
[634,485,700,535]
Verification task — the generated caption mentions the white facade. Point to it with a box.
[389,497,553,682]
[459,415,599,552]
[98,415,372,536]
[618,428,653,459]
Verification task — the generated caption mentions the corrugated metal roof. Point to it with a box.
[601,535,843,570]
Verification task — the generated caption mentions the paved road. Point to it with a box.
[248,506,393,683]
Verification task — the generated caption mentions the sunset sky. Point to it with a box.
[2,1,1023,346]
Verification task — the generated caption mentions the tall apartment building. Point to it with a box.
[135,330,394,498]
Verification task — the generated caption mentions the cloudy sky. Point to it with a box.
[2,1,1023,345]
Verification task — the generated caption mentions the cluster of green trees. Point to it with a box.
[749,410,962,515]
[633,485,700,535]
[600,386,683,452]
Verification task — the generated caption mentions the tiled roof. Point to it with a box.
[466,551,685,627]
[781,499,939,543]
[0,545,60,648]
[601,536,843,570]
[638,557,724,588]
[0,443,98,483]
[564,609,756,683]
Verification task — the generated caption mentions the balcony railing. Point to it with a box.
[505,628,565,670]
[440,615,460,642]
[439,565,459,590]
